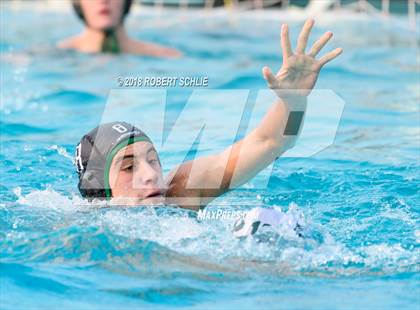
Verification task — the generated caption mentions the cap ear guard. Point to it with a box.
[75,135,108,200]
[78,169,107,200]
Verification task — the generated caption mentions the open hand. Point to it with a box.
[263,19,343,97]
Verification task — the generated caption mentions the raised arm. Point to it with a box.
[166,19,343,210]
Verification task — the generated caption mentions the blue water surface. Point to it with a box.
[1,6,419,310]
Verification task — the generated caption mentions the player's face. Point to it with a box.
[108,141,167,205]
[79,0,125,31]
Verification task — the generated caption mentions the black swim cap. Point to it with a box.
[72,0,133,25]
[75,122,152,200]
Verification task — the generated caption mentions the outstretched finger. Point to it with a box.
[296,19,314,55]
[317,48,343,68]
[262,66,277,87]
[281,24,293,60]
[308,31,333,57]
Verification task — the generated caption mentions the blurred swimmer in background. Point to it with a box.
[58,0,182,57]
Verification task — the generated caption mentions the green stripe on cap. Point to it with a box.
[104,136,152,199]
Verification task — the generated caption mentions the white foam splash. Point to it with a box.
[14,187,98,212]
[100,208,205,245]
[47,144,73,161]
[9,188,419,273]
[361,243,416,267]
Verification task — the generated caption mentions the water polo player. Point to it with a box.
[58,0,181,57]
[75,19,342,210]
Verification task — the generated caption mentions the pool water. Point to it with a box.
[1,6,419,310]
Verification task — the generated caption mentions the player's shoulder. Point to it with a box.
[56,36,81,50]
[129,39,182,58]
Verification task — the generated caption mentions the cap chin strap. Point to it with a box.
[102,29,120,53]
[82,25,121,53]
